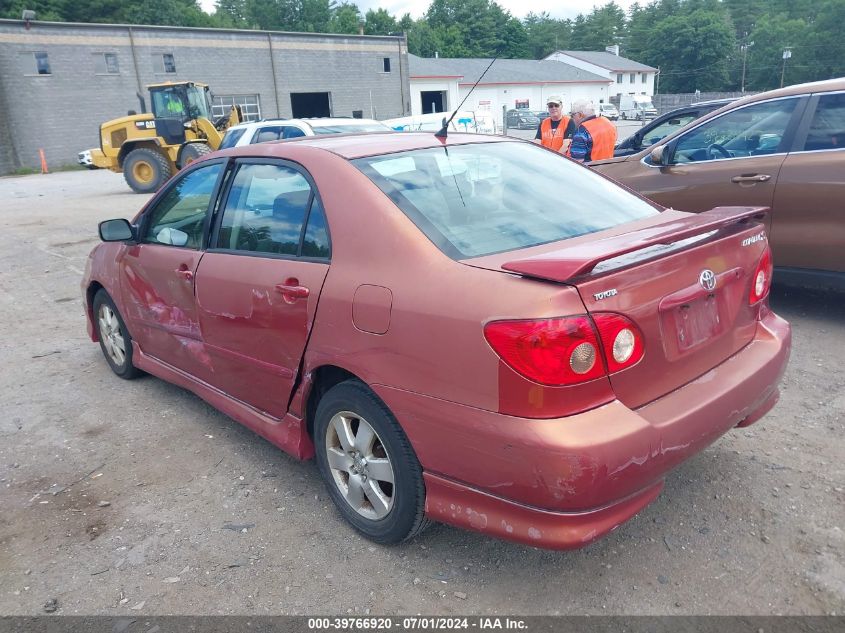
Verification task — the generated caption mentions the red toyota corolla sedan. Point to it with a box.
[82,132,791,550]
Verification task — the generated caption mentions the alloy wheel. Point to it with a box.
[98,303,127,367]
[325,410,395,520]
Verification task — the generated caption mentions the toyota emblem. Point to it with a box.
[699,269,716,291]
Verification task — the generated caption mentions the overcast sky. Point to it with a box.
[198,0,639,21]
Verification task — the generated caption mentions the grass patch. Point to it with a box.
[10,163,86,176]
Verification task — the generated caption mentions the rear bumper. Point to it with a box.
[375,310,791,549]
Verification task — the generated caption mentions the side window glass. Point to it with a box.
[217,163,312,256]
[252,126,283,144]
[802,94,845,151]
[219,127,246,149]
[283,126,307,139]
[143,163,222,248]
[642,114,698,146]
[302,197,330,258]
[672,98,798,164]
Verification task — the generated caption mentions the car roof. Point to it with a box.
[747,76,845,100]
[228,117,386,131]
[218,131,512,160]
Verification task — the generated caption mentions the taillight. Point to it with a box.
[749,247,773,305]
[485,313,645,386]
[592,313,645,373]
[484,316,606,386]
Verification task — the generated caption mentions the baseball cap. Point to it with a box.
[546,96,563,106]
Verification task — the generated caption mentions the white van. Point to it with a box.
[618,95,657,120]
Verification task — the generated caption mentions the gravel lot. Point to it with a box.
[0,168,842,617]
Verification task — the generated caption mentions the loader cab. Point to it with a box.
[148,82,213,146]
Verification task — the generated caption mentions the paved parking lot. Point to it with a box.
[0,168,842,616]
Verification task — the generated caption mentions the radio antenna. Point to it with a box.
[435,52,500,139]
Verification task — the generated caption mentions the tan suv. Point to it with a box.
[593,78,845,288]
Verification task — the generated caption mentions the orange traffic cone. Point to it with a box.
[39,149,49,174]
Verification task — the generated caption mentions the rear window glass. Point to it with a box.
[352,142,659,258]
[311,124,388,134]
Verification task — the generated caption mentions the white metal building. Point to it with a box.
[408,54,612,125]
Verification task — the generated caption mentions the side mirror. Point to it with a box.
[650,145,668,166]
[99,218,134,242]
[630,133,642,149]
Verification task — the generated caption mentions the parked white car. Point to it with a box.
[77,149,96,169]
[598,103,620,120]
[383,111,496,134]
[219,117,391,148]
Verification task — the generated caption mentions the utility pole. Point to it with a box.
[740,34,754,94]
[655,66,660,95]
[780,48,792,88]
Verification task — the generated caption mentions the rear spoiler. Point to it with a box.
[502,206,768,282]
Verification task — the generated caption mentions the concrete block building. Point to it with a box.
[0,19,410,174]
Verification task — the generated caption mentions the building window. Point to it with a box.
[35,52,52,74]
[153,53,176,74]
[642,73,647,83]
[212,95,261,122]
[616,73,623,84]
[629,73,636,82]
[95,52,119,74]
[383,57,391,73]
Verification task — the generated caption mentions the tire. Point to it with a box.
[179,142,213,168]
[93,289,141,380]
[314,380,430,544]
[123,148,172,194]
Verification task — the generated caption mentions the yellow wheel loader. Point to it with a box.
[89,81,242,193]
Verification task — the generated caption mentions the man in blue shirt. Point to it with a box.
[568,99,617,162]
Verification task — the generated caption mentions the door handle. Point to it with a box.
[175,267,193,281]
[275,278,310,302]
[731,174,771,183]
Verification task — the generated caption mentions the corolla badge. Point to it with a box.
[699,269,716,291]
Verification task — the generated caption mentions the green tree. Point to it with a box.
[802,0,845,82]
[500,17,529,58]
[424,0,527,57]
[745,12,808,90]
[647,5,736,92]
[213,0,249,27]
[364,8,396,35]
[297,0,333,32]
[523,12,571,59]
[571,2,625,51]
[329,2,360,34]
[1,0,65,21]
[406,19,438,57]
[118,0,215,27]
[244,0,300,30]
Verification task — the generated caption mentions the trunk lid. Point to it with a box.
[466,206,771,409]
